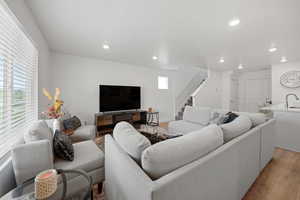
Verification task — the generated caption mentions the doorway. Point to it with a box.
[238,69,271,112]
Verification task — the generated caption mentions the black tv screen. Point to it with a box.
[100,85,141,112]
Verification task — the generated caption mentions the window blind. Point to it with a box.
[0,2,38,157]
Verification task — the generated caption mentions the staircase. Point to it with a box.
[175,70,207,120]
[175,96,193,120]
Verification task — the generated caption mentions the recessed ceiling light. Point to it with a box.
[280,56,287,63]
[238,64,243,70]
[219,57,225,63]
[268,47,277,52]
[228,18,240,27]
[102,44,110,49]
[152,56,158,60]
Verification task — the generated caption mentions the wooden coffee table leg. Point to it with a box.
[98,182,103,194]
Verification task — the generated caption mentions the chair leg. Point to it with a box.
[91,189,94,200]
[98,182,103,194]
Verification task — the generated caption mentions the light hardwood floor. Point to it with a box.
[243,147,300,200]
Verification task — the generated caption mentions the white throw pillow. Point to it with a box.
[141,124,223,179]
[24,120,53,143]
[220,115,252,142]
[113,122,151,163]
[237,112,266,127]
[183,106,212,125]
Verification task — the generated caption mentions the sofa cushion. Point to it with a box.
[71,125,96,142]
[54,140,104,173]
[11,140,54,185]
[168,120,205,135]
[141,124,223,179]
[24,120,53,145]
[221,115,252,142]
[113,122,151,163]
[183,106,212,126]
[237,112,267,127]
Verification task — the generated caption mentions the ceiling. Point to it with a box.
[25,0,300,71]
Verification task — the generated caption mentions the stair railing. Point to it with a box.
[175,71,208,117]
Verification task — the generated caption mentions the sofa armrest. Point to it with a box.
[259,119,276,170]
[105,135,153,200]
[11,140,54,185]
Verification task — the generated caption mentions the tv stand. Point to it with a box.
[95,110,147,135]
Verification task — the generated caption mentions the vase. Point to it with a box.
[53,118,61,131]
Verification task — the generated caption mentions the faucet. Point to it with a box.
[286,93,300,109]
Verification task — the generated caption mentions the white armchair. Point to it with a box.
[10,120,104,199]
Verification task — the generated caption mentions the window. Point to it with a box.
[158,76,168,90]
[0,2,38,157]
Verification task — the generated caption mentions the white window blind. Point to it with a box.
[0,2,38,157]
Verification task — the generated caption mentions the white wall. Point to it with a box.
[173,67,203,97]
[221,71,234,110]
[272,62,300,104]
[5,0,50,114]
[193,69,222,108]
[50,52,176,124]
[193,68,272,112]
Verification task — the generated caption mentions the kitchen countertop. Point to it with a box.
[260,103,300,113]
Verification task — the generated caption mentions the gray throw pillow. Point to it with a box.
[63,116,81,131]
[53,130,74,161]
[222,112,239,124]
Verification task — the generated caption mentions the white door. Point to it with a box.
[244,78,271,112]
[230,77,239,111]
[238,70,271,112]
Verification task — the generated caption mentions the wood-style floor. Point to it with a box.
[243,147,300,200]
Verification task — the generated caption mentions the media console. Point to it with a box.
[95,110,147,135]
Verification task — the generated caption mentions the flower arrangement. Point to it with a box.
[41,88,65,119]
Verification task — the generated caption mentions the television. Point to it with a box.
[99,85,141,112]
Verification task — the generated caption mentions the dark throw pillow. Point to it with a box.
[63,116,81,131]
[53,130,74,161]
[222,112,239,124]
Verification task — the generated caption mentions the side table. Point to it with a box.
[0,169,92,200]
[147,112,159,126]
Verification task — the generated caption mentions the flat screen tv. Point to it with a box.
[99,85,141,112]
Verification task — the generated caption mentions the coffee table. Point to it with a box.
[138,125,181,144]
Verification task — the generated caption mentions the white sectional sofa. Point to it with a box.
[168,106,268,135]
[168,106,210,135]
[105,108,275,200]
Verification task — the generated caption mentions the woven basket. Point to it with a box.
[35,169,58,199]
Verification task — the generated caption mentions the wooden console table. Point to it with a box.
[95,110,147,135]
